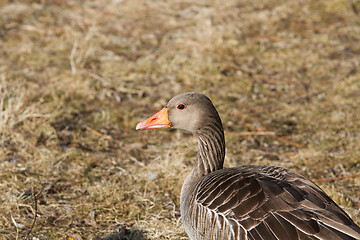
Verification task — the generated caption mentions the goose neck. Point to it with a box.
[180,122,225,205]
[195,122,225,176]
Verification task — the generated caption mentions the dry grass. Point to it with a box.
[1,0,360,239]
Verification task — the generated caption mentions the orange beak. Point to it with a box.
[136,107,171,130]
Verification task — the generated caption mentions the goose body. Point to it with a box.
[136,92,360,240]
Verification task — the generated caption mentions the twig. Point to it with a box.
[243,122,302,147]
[129,156,145,167]
[25,184,38,239]
[10,212,19,240]
[239,131,276,136]
[85,125,121,144]
[277,136,303,148]
[70,40,78,75]
[312,174,360,182]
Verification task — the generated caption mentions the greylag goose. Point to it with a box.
[136,92,360,240]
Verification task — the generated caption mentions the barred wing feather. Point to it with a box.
[193,166,360,240]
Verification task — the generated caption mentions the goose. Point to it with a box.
[136,92,360,240]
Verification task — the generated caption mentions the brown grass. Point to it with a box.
[1,0,360,239]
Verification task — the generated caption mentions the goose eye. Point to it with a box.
[177,104,186,110]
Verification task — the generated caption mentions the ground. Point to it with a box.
[0,0,360,239]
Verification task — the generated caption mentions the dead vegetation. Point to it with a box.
[0,0,359,239]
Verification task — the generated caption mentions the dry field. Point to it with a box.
[1,0,360,239]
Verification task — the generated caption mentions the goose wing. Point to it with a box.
[194,165,360,240]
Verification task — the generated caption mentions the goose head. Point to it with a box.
[136,92,222,133]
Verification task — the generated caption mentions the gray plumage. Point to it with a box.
[143,92,360,240]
